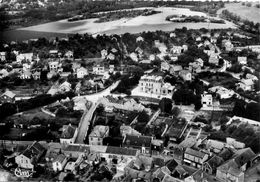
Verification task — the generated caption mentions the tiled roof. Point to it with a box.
[105,146,137,156]
[185,148,207,159]
[1,90,16,98]
[22,141,45,161]
[61,125,76,139]
[124,134,152,148]
[53,154,67,163]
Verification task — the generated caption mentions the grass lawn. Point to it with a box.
[224,3,260,23]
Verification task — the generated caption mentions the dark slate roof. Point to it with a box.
[22,141,45,161]
[206,155,224,170]
[64,145,90,153]
[218,147,233,161]
[166,159,178,172]
[124,134,152,148]
[61,125,77,139]
[185,148,207,159]
[105,146,137,156]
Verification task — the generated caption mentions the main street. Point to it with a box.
[74,81,120,144]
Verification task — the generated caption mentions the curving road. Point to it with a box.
[74,81,120,144]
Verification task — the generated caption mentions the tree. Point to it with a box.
[137,110,150,124]
[159,98,173,114]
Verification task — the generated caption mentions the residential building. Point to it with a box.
[15,141,45,169]
[206,139,225,153]
[237,79,254,91]
[76,67,88,79]
[246,73,258,81]
[0,69,9,78]
[60,124,78,145]
[189,62,202,74]
[161,62,170,72]
[89,125,109,146]
[179,70,192,81]
[99,96,145,112]
[101,49,108,59]
[227,116,260,127]
[16,53,33,63]
[109,65,115,73]
[120,125,141,137]
[203,155,224,175]
[136,36,144,42]
[195,58,204,67]
[49,61,60,72]
[63,145,90,159]
[64,51,73,58]
[129,52,138,62]
[32,71,41,80]
[201,94,213,107]
[0,90,16,104]
[183,148,209,168]
[237,56,247,65]
[216,148,256,182]
[222,39,234,52]
[165,117,188,142]
[52,154,68,172]
[169,65,183,75]
[93,64,105,75]
[0,52,6,61]
[209,53,219,65]
[138,75,174,96]
[20,70,32,79]
[208,86,235,99]
[123,134,152,154]
[59,81,71,93]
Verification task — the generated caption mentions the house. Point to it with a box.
[0,90,16,104]
[209,53,219,65]
[183,148,209,168]
[237,79,254,91]
[107,53,115,60]
[201,93,213,107]
[216,148,256,182]
[20,70,32,79]
[179,70,192,81]
[49,61,60,72]
[189,62,202,74]
[59,81,71,93]
[165,117,188,142]
[0,69,9,78]
[222,39,234,52]
[63,145,90,159]
[101,49,108,59]
[138,75,174,96]
[93,64,105,75]
[237,56,247,65]
[206,139,225,153]
[15,141,45,169]
[129,52,138,62]
[227,116,260,127]
[246,73,258,81]
[136,36,144,42]
[60,124,78,145]
[171,46,183,54]
[89,125,109,146]
[32,71,41,80]
[170,32,176,38]
[123,134,152,154]
[99,96,145,112]
[226,137,245,149]
[195,58,204,67]
[76,67,88,79]
[109,65,115,73]
[203,155,224,175]
[0,52,6,61]
[49,50,59,56]
[64,51,73,58]
[208,86,235,99]
[169,65,183,75]
[52,154,68,172]
[161,62,170,72]
[16,53,33,63]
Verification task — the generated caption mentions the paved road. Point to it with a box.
[74,81,120,144]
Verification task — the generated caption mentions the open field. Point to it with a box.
[220,2,260,23]
[17,7,236,36]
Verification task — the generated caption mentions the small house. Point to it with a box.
[52,154,68,172]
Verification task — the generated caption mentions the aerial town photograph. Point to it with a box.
[0,0,260,181]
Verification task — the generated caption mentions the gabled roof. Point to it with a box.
[53,154,67,163]
[185,148,207,159]
[1,90,16,98]
[61,125,77,139]
[124,134,152,148]
[105,146,137,156]
[205,155,224,170]
[22,141,45,160]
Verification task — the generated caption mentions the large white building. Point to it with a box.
[139,75,174,96]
